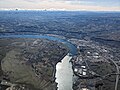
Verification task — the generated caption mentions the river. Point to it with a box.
[55,54,73,90]
[0,35,77,55]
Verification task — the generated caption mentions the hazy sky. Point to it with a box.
[0,0,120,11]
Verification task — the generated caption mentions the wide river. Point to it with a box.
[55,54,73,90]
[0,34,77,90]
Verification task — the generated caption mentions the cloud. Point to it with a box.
[0,0,120,11]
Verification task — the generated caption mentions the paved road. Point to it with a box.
[108,57,119,90]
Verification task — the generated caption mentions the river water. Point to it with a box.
[55,54,73,90]
[0,35,77,55]
[0,34,77,90]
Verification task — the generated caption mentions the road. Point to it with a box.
[84,54,119,90]
[108,57,120,90]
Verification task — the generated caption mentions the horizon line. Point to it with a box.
[0,9,120,12]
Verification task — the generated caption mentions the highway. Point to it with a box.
[108,57,120,90]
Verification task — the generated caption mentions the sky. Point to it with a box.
[0,0,120,11]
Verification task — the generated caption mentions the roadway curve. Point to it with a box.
[108,56,119,90]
